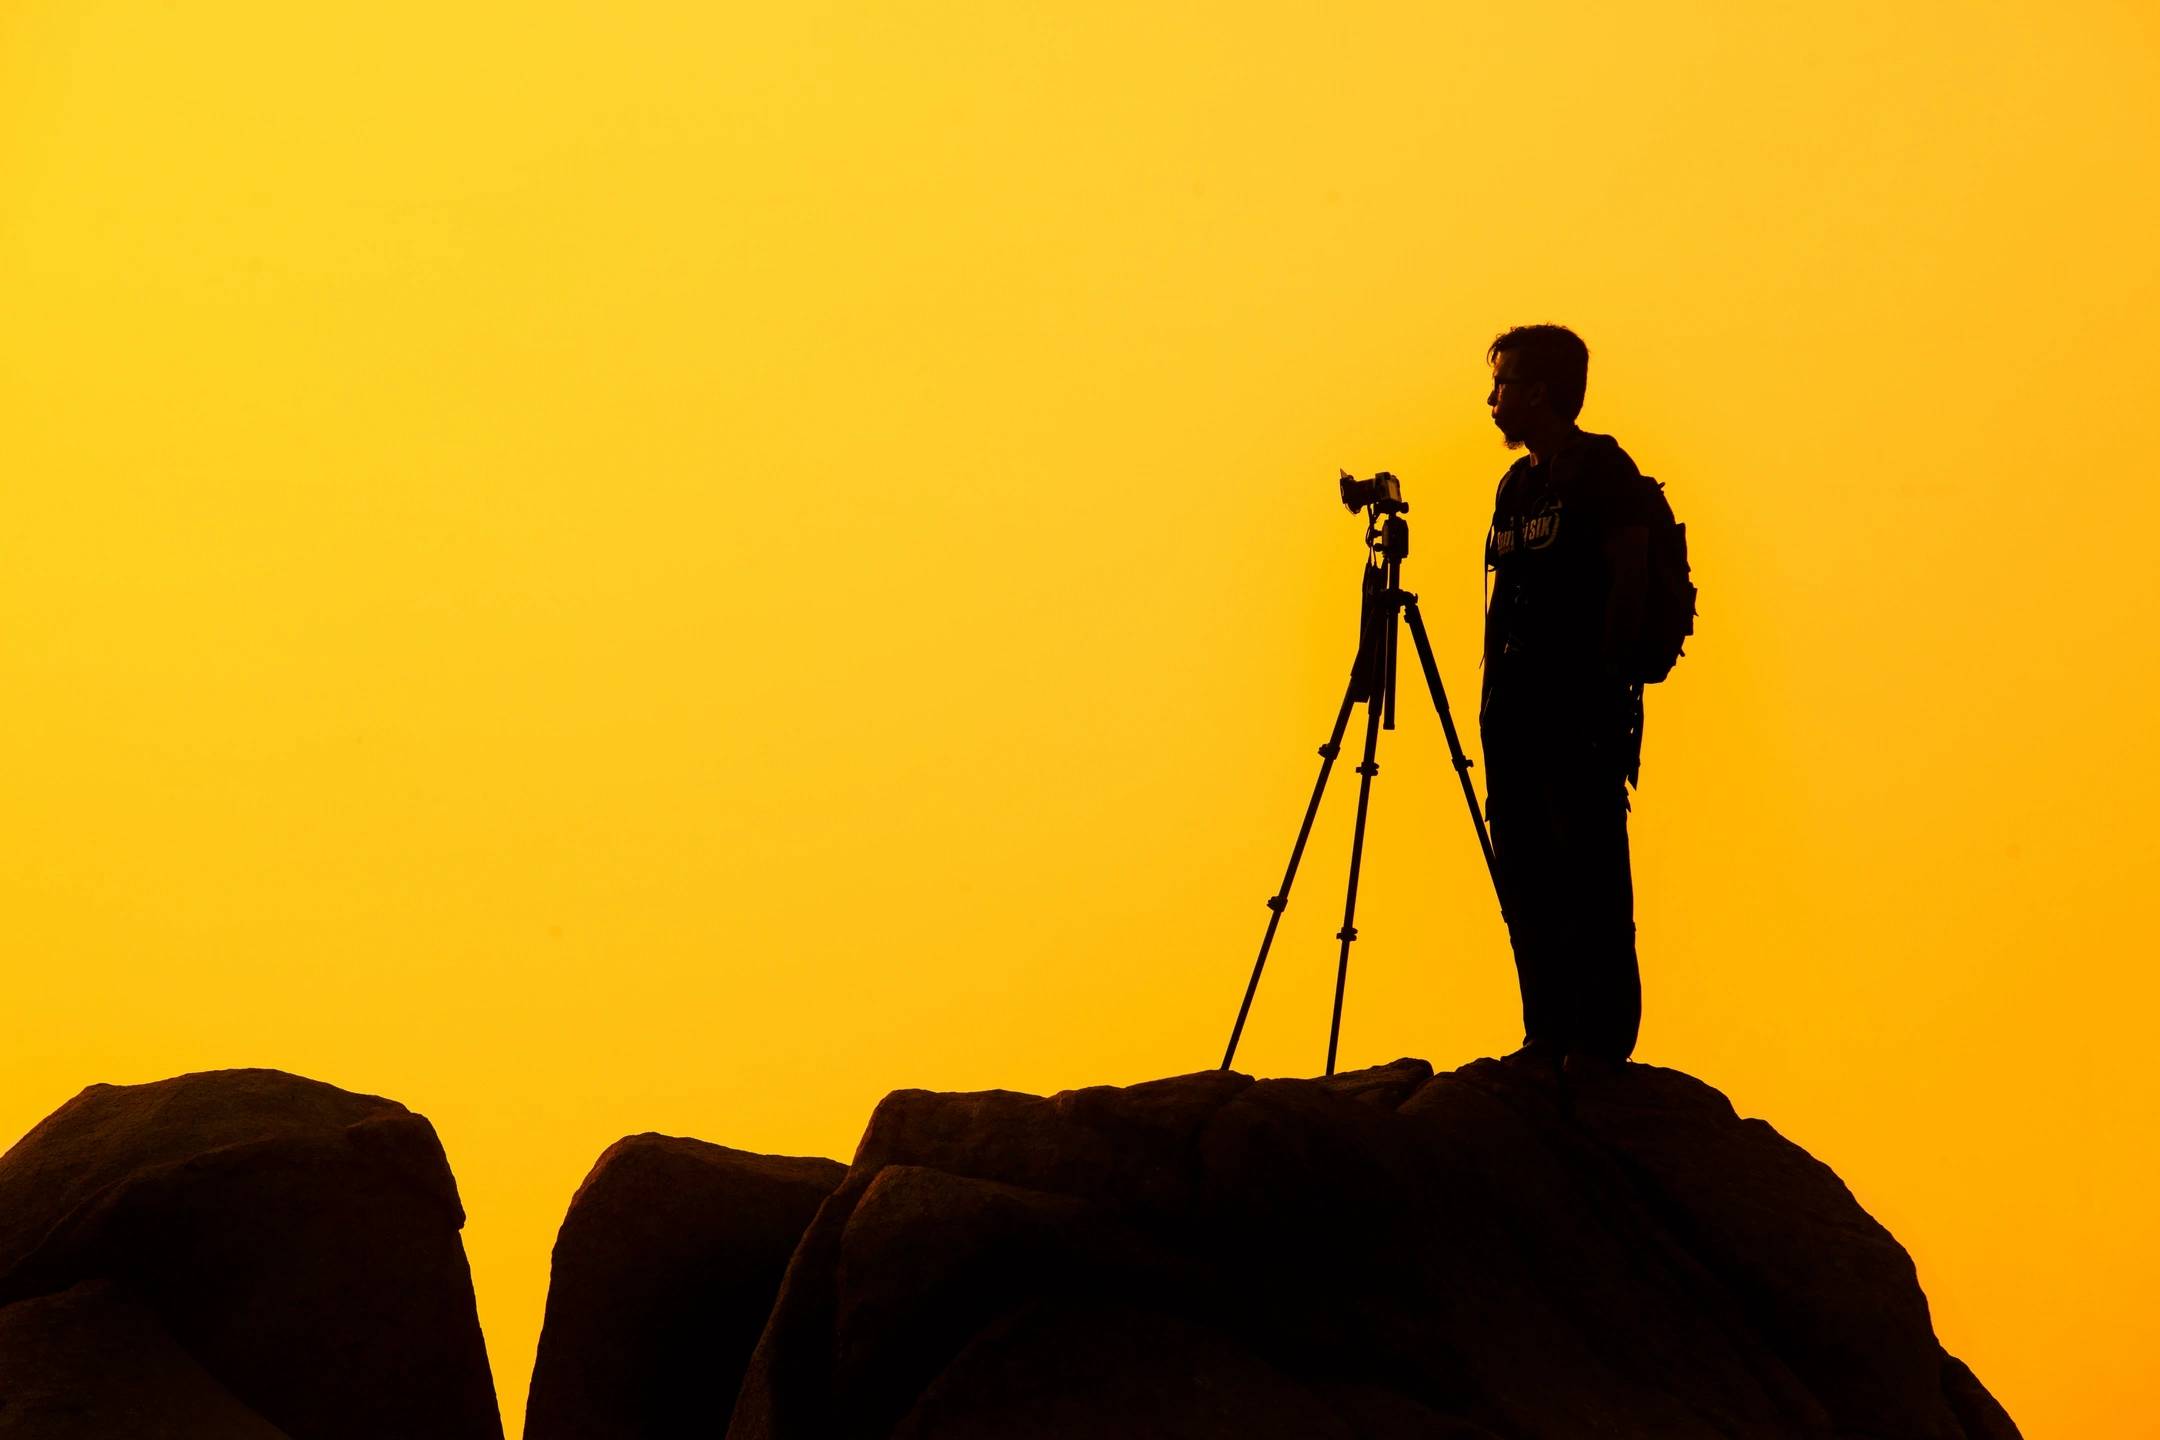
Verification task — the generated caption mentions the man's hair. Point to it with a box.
[1487,324,1589,422]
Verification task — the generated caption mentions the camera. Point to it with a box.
[1338,470,1407,514]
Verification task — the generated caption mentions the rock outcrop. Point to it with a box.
[0,1059,2021,1440]
[524,1134,844,1440]
[0,1068,501,1440]
[726,1057,2021,1440]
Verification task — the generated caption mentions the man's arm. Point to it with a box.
[1600,524,1650,682]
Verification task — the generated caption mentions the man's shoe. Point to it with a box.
[1502,1040,1560,1067]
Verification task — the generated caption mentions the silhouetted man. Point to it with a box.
[1480,325,1655,1073]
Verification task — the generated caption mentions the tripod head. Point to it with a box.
[1367,509,1409,567]
[1339,470,1411,566]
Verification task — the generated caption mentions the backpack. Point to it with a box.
[1636,476,1696,684]
[1487,440,1697,687]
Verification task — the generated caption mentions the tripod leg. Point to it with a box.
[1220,676,1361,1072]
[1403,599,1502,905]
[1328,657,1391,1077]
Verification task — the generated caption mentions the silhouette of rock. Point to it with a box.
[0,1068,501,1440]
[524,1134,844,1440]
[726,1058,2020,1440]
[0,1279,291,1438]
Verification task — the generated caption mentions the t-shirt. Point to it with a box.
[1481,431,1658,734]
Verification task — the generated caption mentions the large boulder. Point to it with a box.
[726,1057,2020,1440]
[524,1134,844,1440]
[0,1068,501,1440]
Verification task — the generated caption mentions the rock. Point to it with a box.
[888,1300,1412,1440]
[1465,1058,1955,1435]
[523,1134,844,1440]
[726,1057,2021,1440]
[0,1068,501,1440]
[1941,1350,2023,1440]
[0,1279,291,1438]
[1315,1055,1434,1109]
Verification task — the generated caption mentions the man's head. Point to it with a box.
[1486,324,1589,450]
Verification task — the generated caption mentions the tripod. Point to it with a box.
[1219,496,1502,1076]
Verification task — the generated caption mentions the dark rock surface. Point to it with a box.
[0,1279,291,1438]
[0,1068,501,1440]
[524,1134,844,1440]
[727,1056,2021,1440]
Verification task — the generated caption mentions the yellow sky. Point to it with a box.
[4,3,2157,1434]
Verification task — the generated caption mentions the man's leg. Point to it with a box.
[1484,749,1568,1055]
[1549,766,1640,1062]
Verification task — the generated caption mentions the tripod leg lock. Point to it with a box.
[1337,925,1358,942]
[1355,761,1379,777]
[1318,742,1340,759]
[1265,895,1287,914]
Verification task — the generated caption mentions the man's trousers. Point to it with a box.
[1480,720,1641,1063]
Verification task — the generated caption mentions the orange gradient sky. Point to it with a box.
[4,3,2157,1435]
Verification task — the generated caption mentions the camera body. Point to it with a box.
[1338,470,1408,514]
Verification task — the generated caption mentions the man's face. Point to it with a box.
[1487,351,1543,451]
